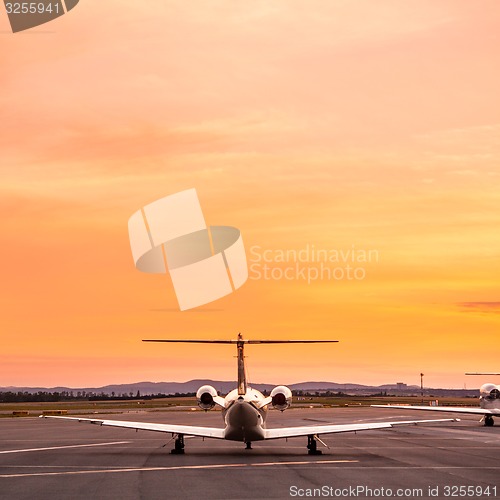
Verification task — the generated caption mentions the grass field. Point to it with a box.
[0,395,478,418]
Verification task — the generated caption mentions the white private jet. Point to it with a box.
[373,373,500,427]
[41,334,458,454]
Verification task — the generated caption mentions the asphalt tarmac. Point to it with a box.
[0,407,499,499]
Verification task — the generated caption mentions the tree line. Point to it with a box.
[0,391,196,403]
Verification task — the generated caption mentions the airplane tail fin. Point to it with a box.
[143,334,339,396]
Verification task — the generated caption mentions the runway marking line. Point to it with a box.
[3,462,500,479]
[0,441,130,454]
[0,460,356,478]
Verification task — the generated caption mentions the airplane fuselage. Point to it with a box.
[222,387,267,443]
[222,388,267,442]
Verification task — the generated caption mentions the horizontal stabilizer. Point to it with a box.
[142,334,339,398]
[465,373,500,376]
[143,339,339,344]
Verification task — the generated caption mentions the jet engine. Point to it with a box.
[270,385,292,411]
[196,385,218,410]
[480,383,500,401]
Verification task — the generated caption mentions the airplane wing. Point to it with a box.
[40,415,225,439]
[41,415,457,441]
[264,418,458,439]
[372,405,500,416]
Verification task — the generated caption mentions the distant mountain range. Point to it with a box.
[0,380,477,397]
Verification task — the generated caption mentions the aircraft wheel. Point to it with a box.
[307,435,323,455]
[171,434,185,454]
[484,416,494,427]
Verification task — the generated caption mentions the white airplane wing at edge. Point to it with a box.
[371,405,500,416]
[264,418,459,439]
[40,415,226,439]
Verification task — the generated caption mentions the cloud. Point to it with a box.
[458,302,500,314]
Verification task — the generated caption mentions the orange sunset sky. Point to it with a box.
[1,1,499,389]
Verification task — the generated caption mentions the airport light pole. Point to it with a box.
[420,373,424,404]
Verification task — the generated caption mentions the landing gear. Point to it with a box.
[245,442,252,450]
[307,435,322,455]
[484,415,494,427]
[171,434,185,454]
